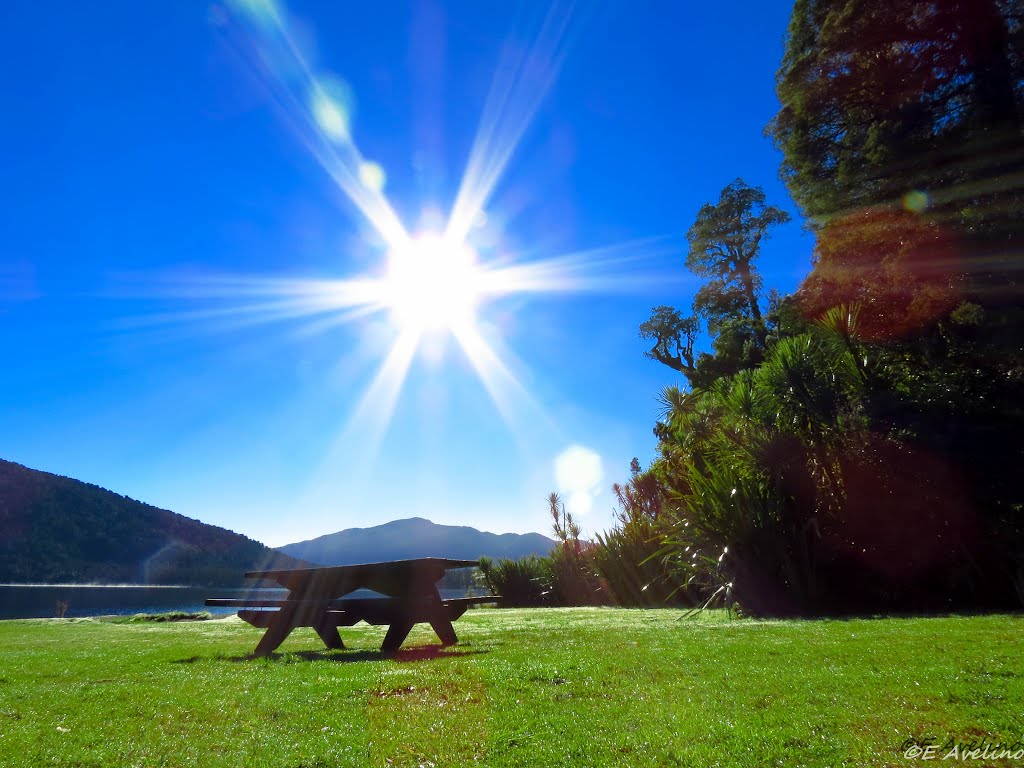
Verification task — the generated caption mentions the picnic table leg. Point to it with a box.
[426,586,459,646]
[381,619,414,654]
[428,615,458,646]
[252,603,299,657]
[313,612,345,650]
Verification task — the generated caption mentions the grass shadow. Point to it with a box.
[799,609,1024,622]
[289,649,385,663]
[172,644,490,665]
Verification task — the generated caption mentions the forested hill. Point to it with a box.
[279,517,555,565]
[0,459,303,585]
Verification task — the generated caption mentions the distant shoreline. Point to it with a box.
[0,583,193,589]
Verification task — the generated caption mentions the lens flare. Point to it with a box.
[902,189,929,213]
[228,0,281,27]
[358,161,386,192]
[555,445,604,517]
[310,77,354,143]
[222,1,406,247]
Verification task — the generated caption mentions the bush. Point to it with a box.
[478,556,552,607]
[593,518,687,607]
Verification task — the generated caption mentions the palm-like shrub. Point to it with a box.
[593,516,683,606]
[478,556,552,607]
[650,313,873,615]
[547,493,605,606]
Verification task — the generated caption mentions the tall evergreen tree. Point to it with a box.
[687,179,790,343]
[641,180,790,388]
[770,0,1021,219]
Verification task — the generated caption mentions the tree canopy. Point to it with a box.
[687,179,790,340]
[769,0,1023,228]
[640,179,790,389]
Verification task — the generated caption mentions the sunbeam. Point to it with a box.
[321,326,422,475]
[120,233,682,337]
[446,1,580,244]
[284,324,424,534]
[478,237,687,297]
[222,0,409,247]
[115,273,389,334]
[451,323,559,447]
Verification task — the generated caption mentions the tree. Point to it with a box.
[641,180,791,388]
[547,492,603,606]
[594,460,680,607]
[611,459,663,525]
[639,306,698,378]
[795,208,961,341]
[769,1,1024,562]
[687,179,791,345]
[768,0,1023,266]
[549,492,581,552]
[625,0,1024,615]
[645,311,1012,614]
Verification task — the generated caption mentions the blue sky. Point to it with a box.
[0,0,812,546]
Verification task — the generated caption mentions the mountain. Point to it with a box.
[0,459,304,585]
[278,517,556,565]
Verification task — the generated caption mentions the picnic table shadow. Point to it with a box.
[173,644,490,665]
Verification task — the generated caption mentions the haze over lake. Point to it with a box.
[0,584,481,620]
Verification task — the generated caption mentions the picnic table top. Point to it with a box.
[245,557,482,596]
[246,556,480,578]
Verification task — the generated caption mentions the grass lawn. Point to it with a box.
[0,609,1022,767]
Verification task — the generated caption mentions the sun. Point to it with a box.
[382,232,484,334]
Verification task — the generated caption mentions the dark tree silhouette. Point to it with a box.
[640,305,698,377]
[768,0,1023,283]
[641,180,791,388]
[687,179,791,346]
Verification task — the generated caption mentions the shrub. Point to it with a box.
[478,556,552,607]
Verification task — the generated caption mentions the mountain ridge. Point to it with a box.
[278,516,555,565]
[0,459,305,585]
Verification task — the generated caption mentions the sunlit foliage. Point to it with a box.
[619,0,1024,615]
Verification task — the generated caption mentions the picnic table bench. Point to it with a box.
[206,557,498,656]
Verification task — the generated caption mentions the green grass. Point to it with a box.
[1,609,1022,767]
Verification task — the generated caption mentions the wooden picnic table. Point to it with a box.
[206,557,497,656]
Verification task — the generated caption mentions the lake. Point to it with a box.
[0,584,282,619]
[0,584,481,619]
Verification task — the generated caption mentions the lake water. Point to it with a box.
[0,585,285,619]
[0,584,480,619]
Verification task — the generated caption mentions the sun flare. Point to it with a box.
[164,0,647,467]
[383,233,483,334]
